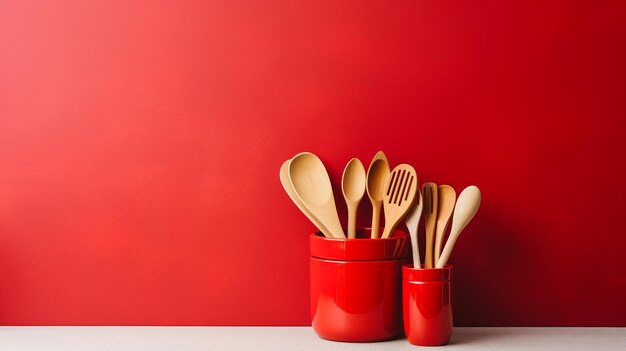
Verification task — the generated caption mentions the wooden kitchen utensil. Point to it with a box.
[381,164,418,239]
[404,189,423,269]
[422,182,438,268]
[289,152,346,238]
[366,151,390,238]
[436,185,481,268]
[280,159,333,238]
[342,158,366,239]
[434,185,456,264]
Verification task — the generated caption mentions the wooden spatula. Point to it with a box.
[422,182,438,268]
[404,189,423,269]
[434,185,456,264]
[381,164,418,239]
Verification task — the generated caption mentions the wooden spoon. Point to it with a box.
[434,185,456,264]
[422,182,438,268]
[342,158,366,239]
[436,185,481,268]
[366,151,390,238]
[279,159,333,238]
[404,189,423,269]
[381,164,418,239]
[289,152,345,238]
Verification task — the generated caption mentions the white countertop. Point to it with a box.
[0,327,624,350]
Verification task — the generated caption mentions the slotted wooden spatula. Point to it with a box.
[422,182,438,268]
[381,164,418,239]
[434,185,456,264]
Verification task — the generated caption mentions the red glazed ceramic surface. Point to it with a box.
[402,264,453,346]
[310,228,409,342]
[310,228,409,261]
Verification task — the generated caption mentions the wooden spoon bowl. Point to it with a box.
[366,151,390,238]
[289,152,345,238]
[342,158,366,239]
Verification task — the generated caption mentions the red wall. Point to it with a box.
[1,0,625,326]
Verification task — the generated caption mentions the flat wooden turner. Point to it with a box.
[381,164,418,239]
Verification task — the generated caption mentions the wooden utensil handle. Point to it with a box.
[434,235,443,265]
[412,237,421,269]
[381,226,392,239]
[371,203,381,239]
[348,206,357,239]
[424,225,435,268]
[436,235,457,268]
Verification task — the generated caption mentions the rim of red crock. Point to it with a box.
[310,227,410,261]
[402,264,453,282]
[310,227,408,241]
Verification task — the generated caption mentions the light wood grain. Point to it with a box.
[279,159,333,238]
[381,164,418,239]
[422,182,438,268]
[404,189,423,268]
[341,158,366,239]
[366,151,390,239]
[436,185,481,268]
[288,152,345,238]
[434,185,456,264]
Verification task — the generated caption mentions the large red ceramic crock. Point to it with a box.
[310,227,409,342]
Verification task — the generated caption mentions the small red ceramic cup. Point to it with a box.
[402,264,453,346]
[310,228,409,342]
